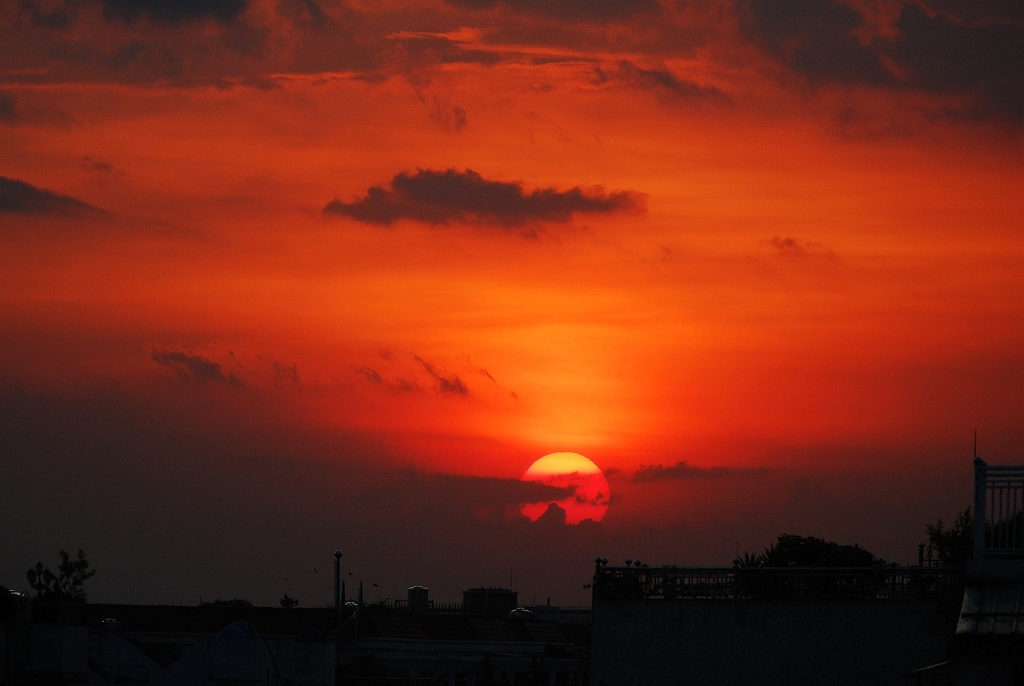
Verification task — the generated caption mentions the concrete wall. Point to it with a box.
[591,599,954,686]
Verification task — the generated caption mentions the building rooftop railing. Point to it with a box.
[593,566,965,602]
[974,460,1024,559]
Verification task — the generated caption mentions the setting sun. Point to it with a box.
[520,452,610,525]
[2,0,1023,608]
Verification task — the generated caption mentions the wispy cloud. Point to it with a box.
[593,61,729,103]
[444,0,661,23]
[150,346,243,386]
[769,236,835,259]
[633,461,766,482]
[415,356,469,396]
[0,176,102,216]
[100,0,249,25]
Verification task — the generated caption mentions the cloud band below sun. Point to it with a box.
[633,461,766,482]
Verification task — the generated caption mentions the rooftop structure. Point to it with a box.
[593,564,963,602]
[973,458,1024,560]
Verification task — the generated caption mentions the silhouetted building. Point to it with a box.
[462,588,519,616]
[1,585,590,685]
[337,598,589,685]
[590,562,962,686]
[910,458,1024,685]
[591,457,1024,686]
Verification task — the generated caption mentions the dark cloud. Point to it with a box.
[446,0,661,22]
[0,176,101,215]
[354,364,413,393]
[425,94,467,132]
[892,4,1024,121]
[324,169,645,227]
[770,236,806,256]
[633,461,766,482]
[356,367,385,385]
[388,34,504,70]
[81,156,128,185]
[0,93,18,124]
[919,0,1024,25]
[768,236,835,259]
[269,360,300,385]
[537,502,568,526]
[288,0,329,27]
[736,0,1024,122]
[576,490,609,507]
[593,61,730,103]
[246,352,301,386]
[0,0,312,88]
[354,365,421,393]
[100,0,249,24]
[82,156,124,177]
[430,473,572,505]
[415,356,469,396]
[150,347,242,386]
[735,0,890,85]
[20,1,74,28]
[103,40,182,77]
[0,0,290,87]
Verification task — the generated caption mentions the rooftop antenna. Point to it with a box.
[333,550,343,611]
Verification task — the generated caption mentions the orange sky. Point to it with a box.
[2,0,1023,606]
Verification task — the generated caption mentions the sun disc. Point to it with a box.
[520,452,610,524]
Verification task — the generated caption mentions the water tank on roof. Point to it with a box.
[408,585,429,613]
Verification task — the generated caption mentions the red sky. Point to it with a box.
[2,0,1023,606]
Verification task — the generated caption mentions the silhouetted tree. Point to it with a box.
[279,593,299,608]
[202,598,252,607]
[26,550,95,602]
[925,508,973,566]
[757,534,879,567]
[733,551,763,568]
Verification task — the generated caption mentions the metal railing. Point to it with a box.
[592,566,964,602]
[974,461,1024,558]
[371,599,464,614]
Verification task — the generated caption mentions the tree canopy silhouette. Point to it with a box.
[747,534,880,567]
[26,549,95,602]
[924,508,973,567]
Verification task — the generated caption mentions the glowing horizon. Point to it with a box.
[1,0,1022,606]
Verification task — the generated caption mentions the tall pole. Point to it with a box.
[974,457,986,561]
[334,550,343,610]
